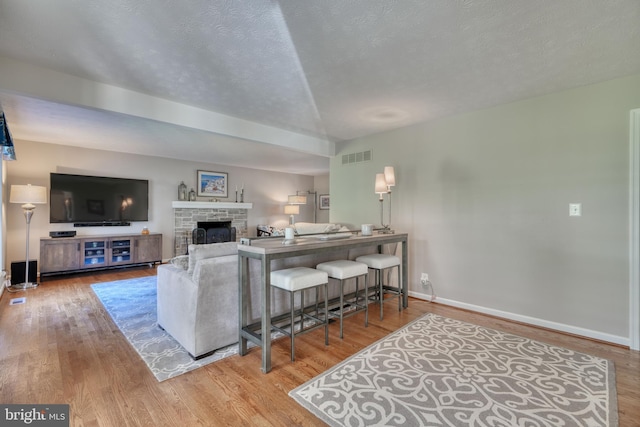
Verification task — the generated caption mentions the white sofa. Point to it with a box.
[257,222,353,237]
[157,242,246,359]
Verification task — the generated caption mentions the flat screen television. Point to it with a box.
[50,173,149,226]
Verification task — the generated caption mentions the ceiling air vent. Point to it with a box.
[342,149,372,165]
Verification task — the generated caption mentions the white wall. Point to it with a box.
[5,141,315,265]
[314,174,330,224]
[331,73,640,344]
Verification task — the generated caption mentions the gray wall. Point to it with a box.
[331,73,640,343]
[5,140,321,265]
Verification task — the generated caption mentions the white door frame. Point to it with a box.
[629,108,640,351]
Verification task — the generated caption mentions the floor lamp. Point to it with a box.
[9,184,47,290]
[288,190,318,223]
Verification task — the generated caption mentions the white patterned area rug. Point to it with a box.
[91,276,239,382]
[290,313,618,427]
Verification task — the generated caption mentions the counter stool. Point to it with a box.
[355,254,402,320]
[270,267,329,361]
[316,260,369,338]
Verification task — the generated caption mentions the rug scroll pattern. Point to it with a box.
[290,313,617,427]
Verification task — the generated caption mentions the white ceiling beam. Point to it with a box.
[0,56,335,158]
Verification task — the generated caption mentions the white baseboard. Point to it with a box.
[409,290,629,347]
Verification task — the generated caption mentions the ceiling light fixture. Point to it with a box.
[360,107,410,124]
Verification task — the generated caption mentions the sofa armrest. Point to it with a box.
[190,255,240,349]
[157,264,199,327]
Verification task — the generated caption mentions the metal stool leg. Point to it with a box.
[379,268,384,320]
[360,273,368,327]
[289,291,295,361]
[339,278,345,338]
[378,266,399,320]
[323,283,329,345]
[397,265,402,312]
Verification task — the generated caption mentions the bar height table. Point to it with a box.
[238,232,408,373]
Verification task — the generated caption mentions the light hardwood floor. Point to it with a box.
[1,267,639,426]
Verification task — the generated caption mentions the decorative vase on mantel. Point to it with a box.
[178,181,187,201]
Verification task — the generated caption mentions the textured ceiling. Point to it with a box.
[0,0,639,175]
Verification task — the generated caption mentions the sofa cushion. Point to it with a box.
[257,222,351,237]
[187,242,238,276]
[294,222,332,234]
[169,255,189,270]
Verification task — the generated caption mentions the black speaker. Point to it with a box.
[49,230,76,238]
[11,260,38,285]
[192,228,206,244]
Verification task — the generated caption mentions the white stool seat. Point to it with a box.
[356,254,400,270]
[316,260,368,279]
[271,267,328,292]
[316,260,369,338]
[356,254,402,320]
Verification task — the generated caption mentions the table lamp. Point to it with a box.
[284,204,299,225]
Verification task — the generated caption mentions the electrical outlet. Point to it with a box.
[420,273,429,284]
[569,203,582,217]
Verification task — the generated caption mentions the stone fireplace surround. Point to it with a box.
[172,201,252,256]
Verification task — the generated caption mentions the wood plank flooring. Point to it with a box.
[1,267,639,426]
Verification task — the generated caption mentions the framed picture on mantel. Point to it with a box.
[197,170,228,198]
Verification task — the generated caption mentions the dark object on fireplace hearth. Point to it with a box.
[192,228,206,244]
[192,221,236,245]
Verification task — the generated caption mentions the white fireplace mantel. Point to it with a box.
[172,201,253,209]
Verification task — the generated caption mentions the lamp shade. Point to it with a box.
[10,184,47,205]
[375,173,387,194]
[288,195,307,204]
[384,166,396,187]
[1,111,17,161]
[284,204,299,215]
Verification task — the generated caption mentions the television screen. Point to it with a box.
[50,173,149,225]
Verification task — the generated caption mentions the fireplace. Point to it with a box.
[193,221,236,244]
[172,201,251,256]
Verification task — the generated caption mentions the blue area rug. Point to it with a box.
[91,276,238,382]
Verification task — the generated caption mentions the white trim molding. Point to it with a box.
[409,290,629,347]
[172,201,253,209]
[630,108,640,351]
